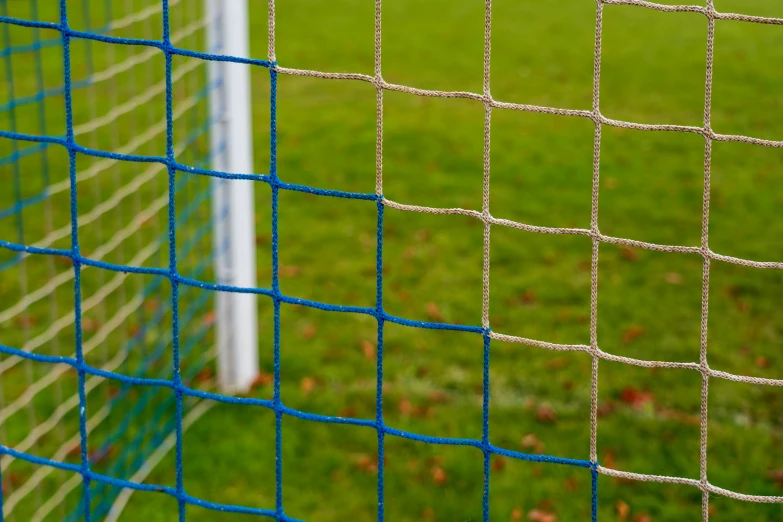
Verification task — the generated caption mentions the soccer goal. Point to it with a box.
[2,0,783,521]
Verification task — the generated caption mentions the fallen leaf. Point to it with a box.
[665,272,683,285]
[528,508,556,522]
[619,245,639,262]
[597,401,617,418]
[300,377,315,394]
[492,456,506,472]
[622,326,646,345]
[432,466,447,485]
[250,371,274,389]
[767,469,783,488]
[14,314,37,328]
[536,404,557,423]
[616,499,630,521]
[399,398,413,415]
[756,356,770,369]
[338,405,356,418]
[603,450,616,469]
[356,454,377,474]
[426,302,443,322]
[422,507,435,519]
[521,433,545,454]
[302,323,316,340]
[563,477,578,491]
[521,289,536,305]
[633,514,651,522]
[127,324,142,339]
[81,317,101,333]
[143,299,160,313]
[201,311,216,327]
[415,229,431,242]
[545,357,569,370]
[194,366,214,384]
[511,507,523,520]
[279,265,300,277]
[620,386,655,410]
[428,390,450,404]
[361,340,376,361]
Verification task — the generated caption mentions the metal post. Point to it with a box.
[206,0,258,393]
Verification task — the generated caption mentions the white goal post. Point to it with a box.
[205,0,259,394]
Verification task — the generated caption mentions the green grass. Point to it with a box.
[1,0,783,521]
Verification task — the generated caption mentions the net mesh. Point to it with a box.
[0,0,219,519]
[0,0,782,521]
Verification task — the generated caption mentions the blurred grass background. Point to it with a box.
[2,0,783,521]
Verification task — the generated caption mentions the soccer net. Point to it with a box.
[0,0,782,521]
[0,1,245,519]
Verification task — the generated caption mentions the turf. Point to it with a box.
[2,1,783,521]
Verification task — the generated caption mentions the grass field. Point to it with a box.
[2,1,783,521]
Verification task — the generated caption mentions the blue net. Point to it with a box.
[0,1,604,521]
[0,0,222,519]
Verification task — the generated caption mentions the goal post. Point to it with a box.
[205,0,259,394]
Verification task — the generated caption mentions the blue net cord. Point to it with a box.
[0,3,603,521]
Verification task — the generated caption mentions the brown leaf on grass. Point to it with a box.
[194,366,214,384]
[511,507,523,520]
[415,229,431,242]
[300,377,315,394]
[756,356,770,369]
[15,314,37,328]
[597,400,617,418]
[426,302,443,322]
[250,371,274,390]
[201,311,216,327]
[399,398,413,415]
[633,514,651,522]
[361,340,376,361]
[622,326,645,345]
[428,390,450,404]
[767,469,783,488]
[563,477,578,492]
[255,233,270,246]
[279,265,300,277]
[528,509,556,522]
[356,454,377,474]
[620,386,655,410]
[603,450,616,469]
[143,298,160,313]
[545,357,569,370]
[665,272,683,285]
[521,433,545,454]
[492,456,506,472]
[616,500,630,521]
[338,405,356,418]
[521,289,536,305]
[536,404,557,424]
[619,245,640,262]
[431,466,447,485]
[56,255,72,267]
[422,507,435,519]
[127,324,142,339]
[81,318,100,333]
[302,323,316,340]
